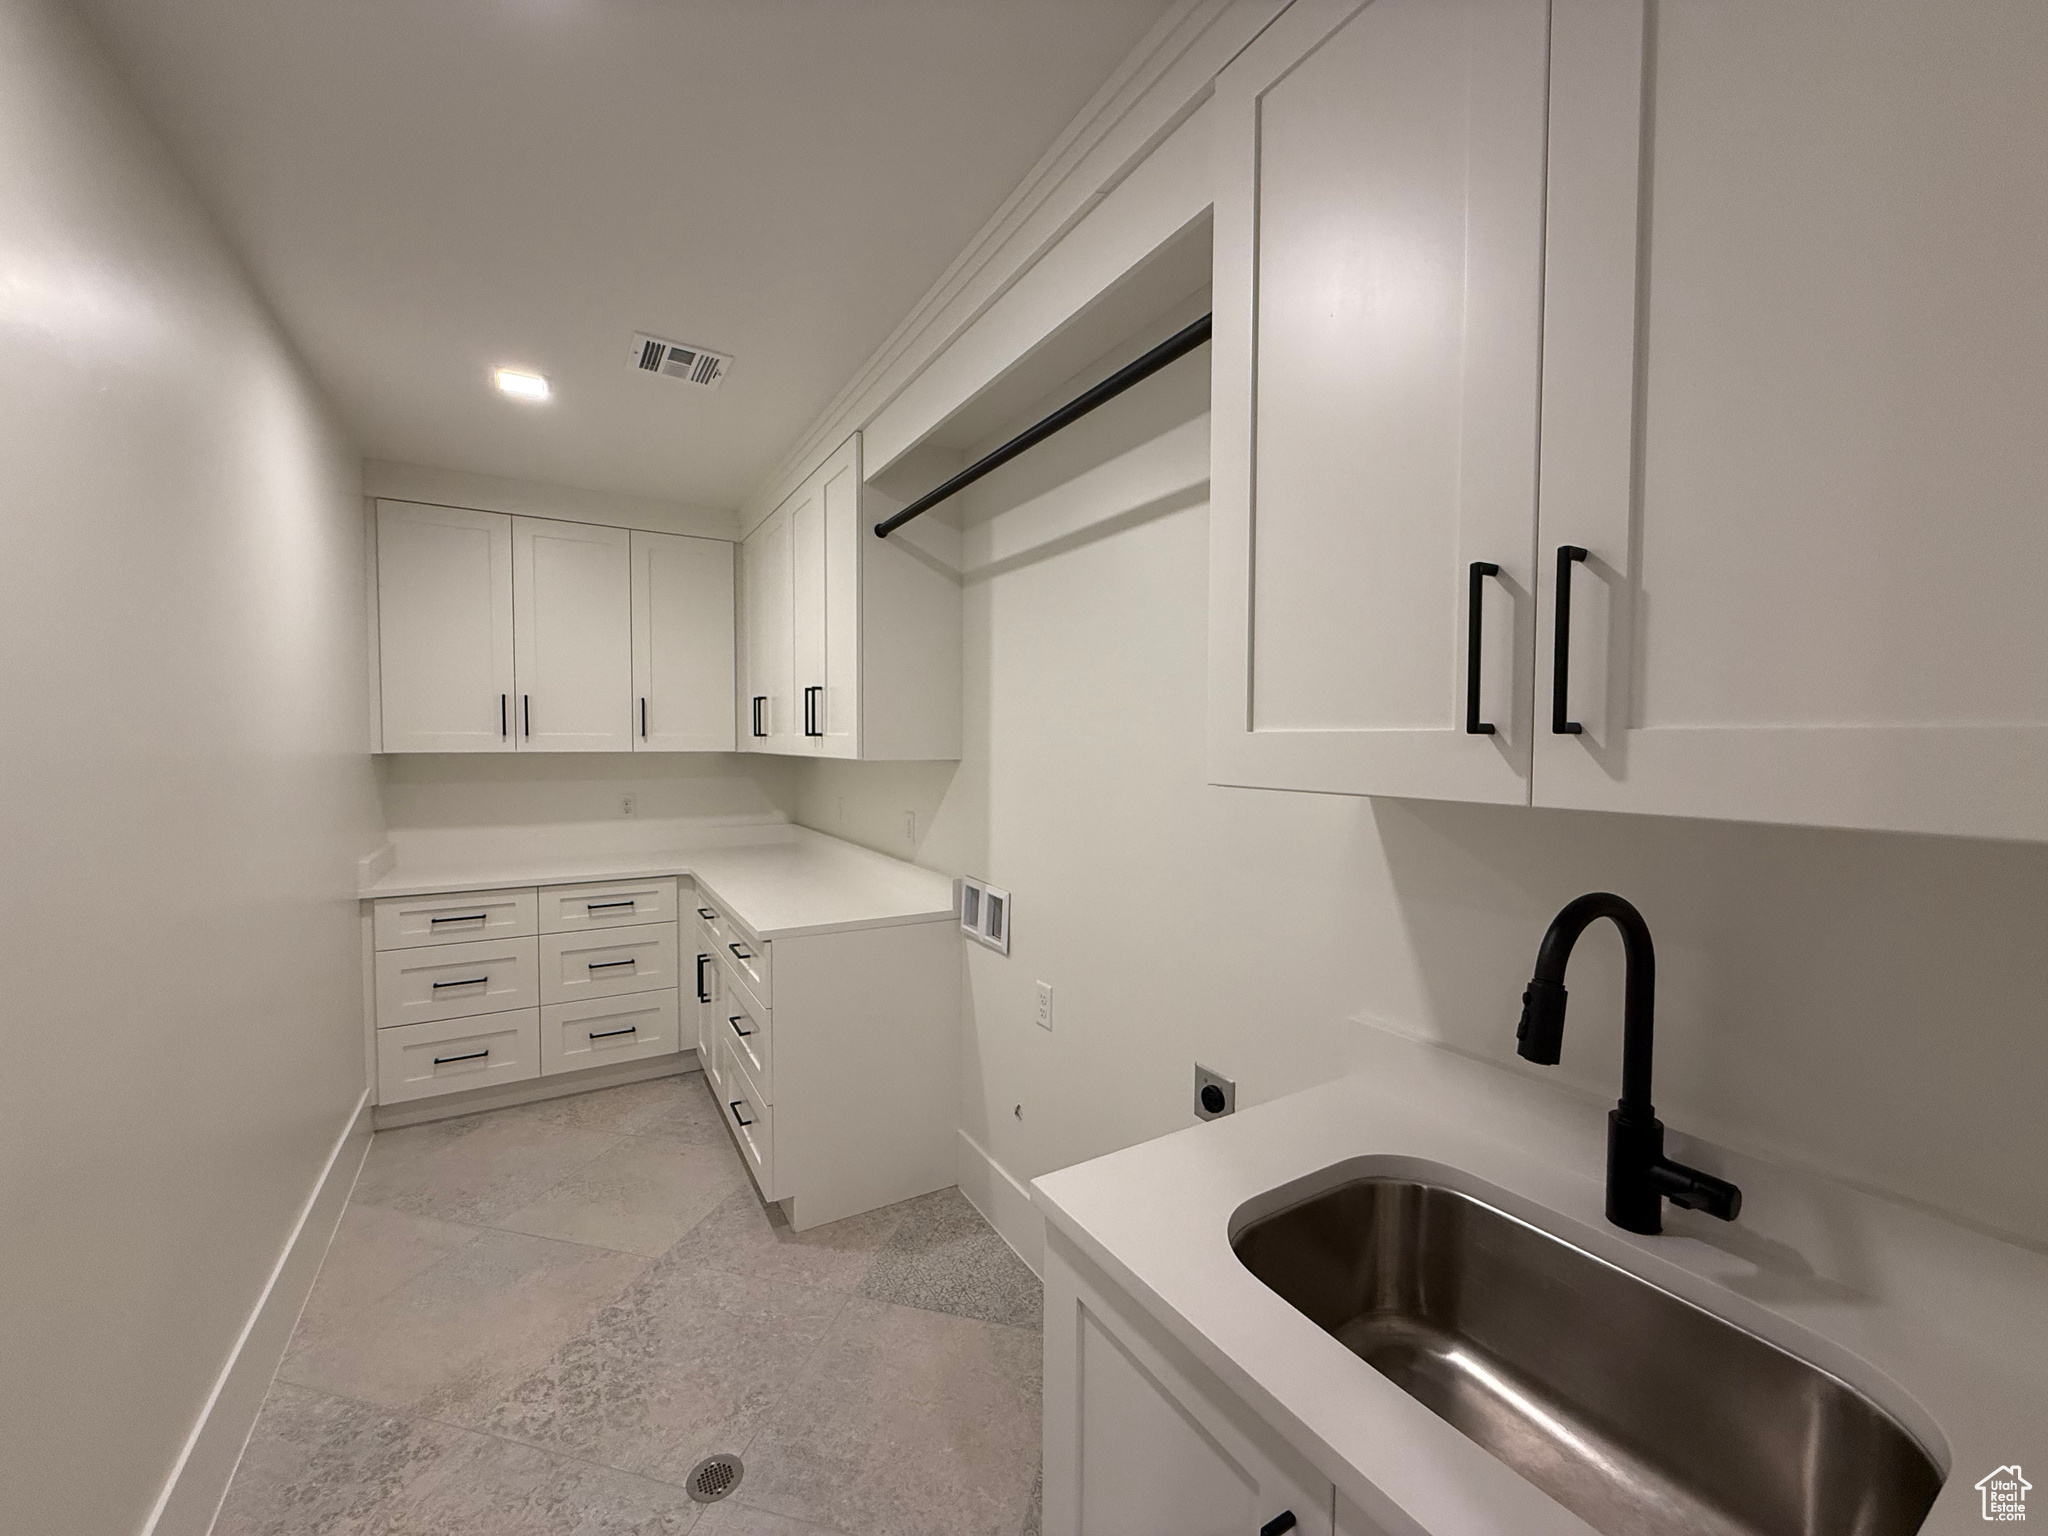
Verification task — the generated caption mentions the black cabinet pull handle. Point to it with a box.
[588,1025,638,1040]
[586,899,635,911]
[1260,1514,1297,1536]
[728,1014,754,1038]
[695,953,712,1002]
[500,693,508,738]
[729,942,753,961]
[433,1049,489,1065]
[523,694,532,737]
[1552,545,1588,735]
[751,695,767,738]
[429,913,487,926]
[1466,560,1500,736]
[697,907,717,920]
[588,958,636,971]
[431,976,490,989]
[729,1099,755,1128]
[803,684,823,737]
[640,697,648,738]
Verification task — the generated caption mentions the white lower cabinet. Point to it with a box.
[540,990,678,1075]
[371,866,958,1227]
[370,881,686,1109]
[1044,1231,1335,1536]
[689,910,720,1061]
[704,909,956,1230]
[377,1011,540,1104]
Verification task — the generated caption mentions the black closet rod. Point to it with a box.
[873,311,1213,539]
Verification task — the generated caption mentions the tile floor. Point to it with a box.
[217,1070,1044,1536]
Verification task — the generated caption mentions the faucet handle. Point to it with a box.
[1656,1161,1743,1222]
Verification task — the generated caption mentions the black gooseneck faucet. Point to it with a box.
[1516,892,1743,1235]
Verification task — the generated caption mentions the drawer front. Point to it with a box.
[541,989,678,1075]
[373,888,537,951]
[719,1040,775,1199]
[718,971,772,1101]
[538,922,678,1005]
[720,928,771,1006]
[539,877,678,934]
[376,935,539,1026]
[377,1010,539,1103]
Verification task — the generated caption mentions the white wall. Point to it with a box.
[795,344,2048,1256]
[378,751,800,831]
[0,1,383,1529]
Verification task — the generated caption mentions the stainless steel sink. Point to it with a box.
[1232,1177,1941,1536]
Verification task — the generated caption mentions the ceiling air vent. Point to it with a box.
[630,333,732,391]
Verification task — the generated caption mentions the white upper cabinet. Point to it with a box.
[1211,0,2048,842]
[631,531,735,752]
[791,447,861,758]
[376,501,515,752]
[1532,0,2048,841]
[1208,0,1551,805]
[742,496,797,750]
[742,433,961,761]
[512,517,633,752]
[375,500,736,754]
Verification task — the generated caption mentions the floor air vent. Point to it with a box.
[686,1452,744,1503]
[630,332,732,391]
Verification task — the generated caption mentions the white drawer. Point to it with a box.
[538,877,678,934]
[376,1010,539,1103]
[719,929,770,1007]
[375,935,539,1026]
[373,888,536,951]
[691,892,729,944]
[538,922,678,1005]
[717,973,772,1101]
[719,1040,775,1199]
[541,989,678,1075]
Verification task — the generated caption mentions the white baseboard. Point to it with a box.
[956,1128,1046,1278]
[371,1050,694,1131]
[141,1091,373,1536]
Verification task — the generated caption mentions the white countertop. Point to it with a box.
[358,820,956,941]
[1033,1026,2048,1536]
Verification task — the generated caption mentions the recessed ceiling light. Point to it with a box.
[494,367,550,402]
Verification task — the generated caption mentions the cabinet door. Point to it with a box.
[794,442,862,759]
[1044,1237,1333,1536]
[1533,0,2048,841]
[1208,0,1550,804]
[742,503,795,752]
[375,501,515,752]
[512,518,633,751]
[631,531,736,752]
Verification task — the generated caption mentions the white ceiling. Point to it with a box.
[76,0,1177,509]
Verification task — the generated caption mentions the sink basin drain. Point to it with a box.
[686,1452,744,1504]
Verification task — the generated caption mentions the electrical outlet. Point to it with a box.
[619,794,637,817]
[903,810,917,844]
[1194,1064,1235,1120]
[1034,981,1053,1031]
